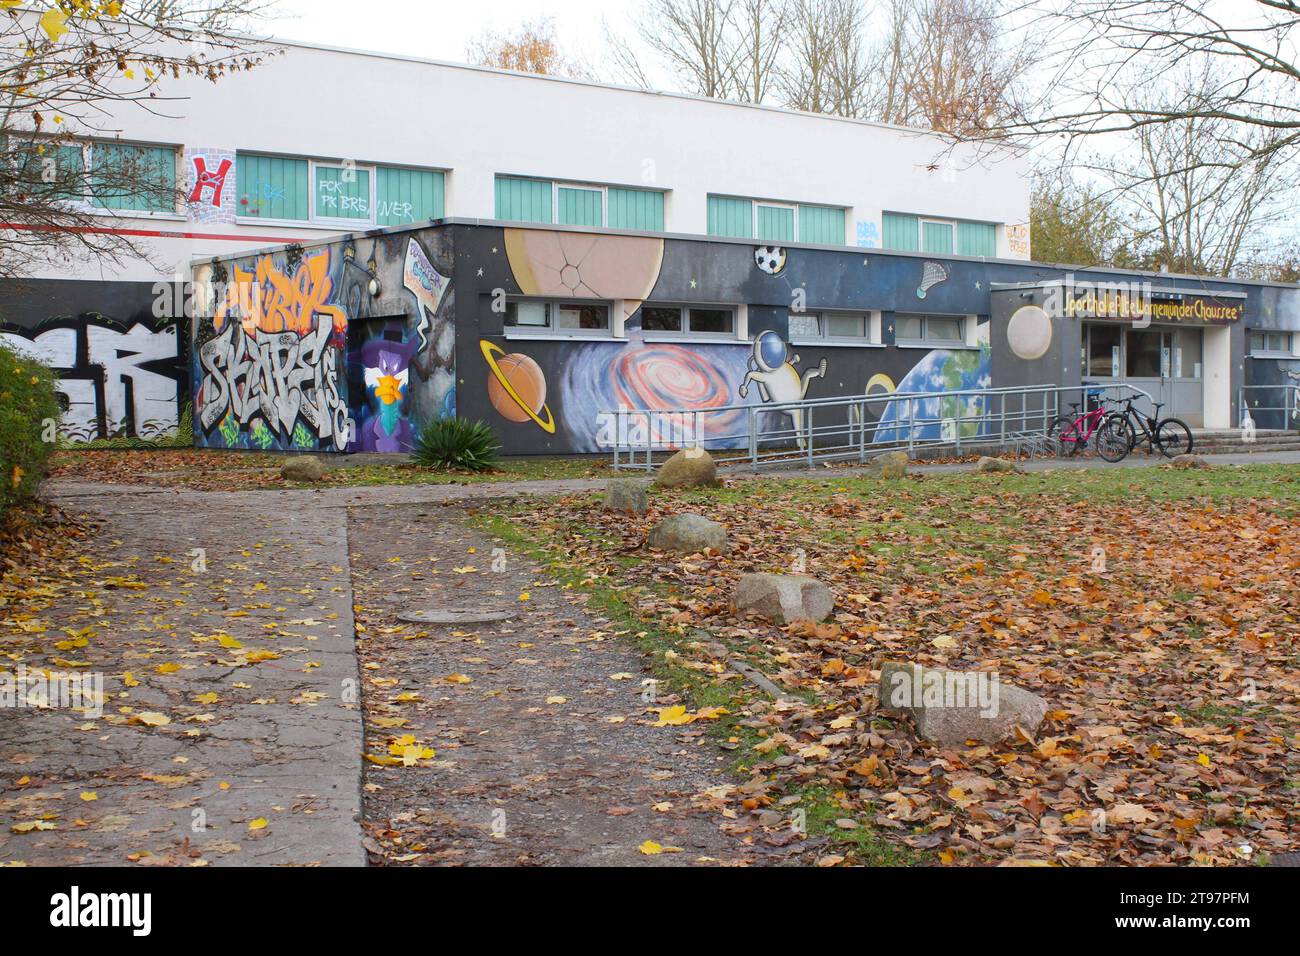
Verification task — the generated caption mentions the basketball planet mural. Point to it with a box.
[480,340,555,433]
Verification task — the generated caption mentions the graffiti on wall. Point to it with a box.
[740,330,827,443]
[1,318,181,441]
[402,238,455,419]
[185,148,236,225]
[481,341,555,433]
[349,322,418,452]
[874,345,992,443]
[195,250,351,451]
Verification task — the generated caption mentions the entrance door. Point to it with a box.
[1083,324,1204,426]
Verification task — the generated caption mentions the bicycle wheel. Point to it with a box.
[1095,414,1133,463]
[1048,415,1082,457]
[1154,418,1193,458]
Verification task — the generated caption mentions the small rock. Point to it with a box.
[647,513,728,553]
[603,478,649,515]
[734,572,834,624]
[975,455,1021,474]
[877,661,1047,747]
[866,450,909,478]
[1169,454,1210,470]
[654,447,719,488]
[280,456,326,482]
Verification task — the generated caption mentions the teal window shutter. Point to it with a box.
[756,204,795,242]
[495,176,552,223]
[557,185,603,227]
[922,220,954,254]
[707,196,753,238]
[237,154,309,220]
[314,165,371,220]
[91,143,176,212]
[798,205,845,245]
[376,167,444,226]
[882,212,919,251]
[607,187,664,231]
[956,221,996,257]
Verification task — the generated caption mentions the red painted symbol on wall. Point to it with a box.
[189,157,232,208]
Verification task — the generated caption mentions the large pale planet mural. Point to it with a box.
[1006,304,1053,360]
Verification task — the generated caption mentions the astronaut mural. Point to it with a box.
[740,330,828,445]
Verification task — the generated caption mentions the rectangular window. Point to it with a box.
[789,313,821,338]
[922,220,954,255]
[885,213,998,256]
[376,167,444,226]
[790,311,873,342]
[496,175,553,223]
[707,195,754,238]
[639,304,734,336]
[237,153,309,220]
[607,187,664,231]
[883,212,920,252]
[710,195,847,244]
[505,301,550,328]
[896,313,964,344]
[557,303,609,330]
[313,164,371,221]
[1087,324,1123,377]
[956,221,997,257]
[1126,328,1163,377]
[91,143,176,213]
[756,202,795,242]
[641,306,683,332]
[557,184,603,227]
[497,176,665,229]
[798,205,846,245]
[1250,331,1293,354]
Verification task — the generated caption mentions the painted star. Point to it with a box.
[690,279,697,289]
[976,281,982,289]
[476,267,484,277]
[491,247,498,254]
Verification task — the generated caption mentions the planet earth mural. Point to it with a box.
[874,346,992,443]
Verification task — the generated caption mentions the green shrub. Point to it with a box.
[0,341,60,516]
[412,417,501,472]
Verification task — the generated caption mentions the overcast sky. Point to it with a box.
[264,0,644,77]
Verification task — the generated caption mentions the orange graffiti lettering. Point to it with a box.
[213,250,347,336]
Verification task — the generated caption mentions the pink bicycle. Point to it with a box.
[1048,396,1130,462]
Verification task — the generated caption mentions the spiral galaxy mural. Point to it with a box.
[560,340,753,452]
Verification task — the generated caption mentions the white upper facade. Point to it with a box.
[15,33,1033,282]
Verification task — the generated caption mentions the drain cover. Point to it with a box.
[396,608,517,625]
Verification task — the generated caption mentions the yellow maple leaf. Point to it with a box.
[193,692,219,705]
[443,673,472,684]
[243,649,280,663]
[122,672,140,687]
[39,9,68,42]
[133,712,170,727]
[1196,753,1212,767]
[652,705,695,726]
[248,817,268,831]
[217,635,243,649]
[156,662,180,674]
[638,840,682,855]
[80,792,98,802]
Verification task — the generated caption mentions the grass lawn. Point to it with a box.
[483,462,1300,866]
[48,448,607,490]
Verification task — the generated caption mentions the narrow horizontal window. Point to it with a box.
[557,303,609,331]
[641,306,683,332]
[896,313,964,344]
[688,308,732,334]
[505,301,550,327]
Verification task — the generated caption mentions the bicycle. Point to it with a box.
[1105,396,1194,459]
[1048,396,1130,462]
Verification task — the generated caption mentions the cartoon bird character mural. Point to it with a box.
[357,334,418,452]
[739,330,827,446]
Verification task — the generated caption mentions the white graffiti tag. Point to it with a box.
[198,316,349,450]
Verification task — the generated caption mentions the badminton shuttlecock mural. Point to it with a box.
[917,261,949,299]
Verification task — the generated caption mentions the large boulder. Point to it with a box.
[281,456,326,482]
[878,662,1048,748]
[975,456,1021,474]
[734,573,834,624]
[654,448,719,489]
[866,450,909,479]
[603,478,649,515]
[647,514,728,553]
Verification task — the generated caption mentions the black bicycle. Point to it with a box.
[1103,396,1194,459]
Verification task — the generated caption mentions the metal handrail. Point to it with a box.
[1239,382,1300,432]
[607,382,1155,471]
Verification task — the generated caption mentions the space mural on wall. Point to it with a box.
[472,226,992,453]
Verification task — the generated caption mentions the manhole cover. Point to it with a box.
[396,609,517,625]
